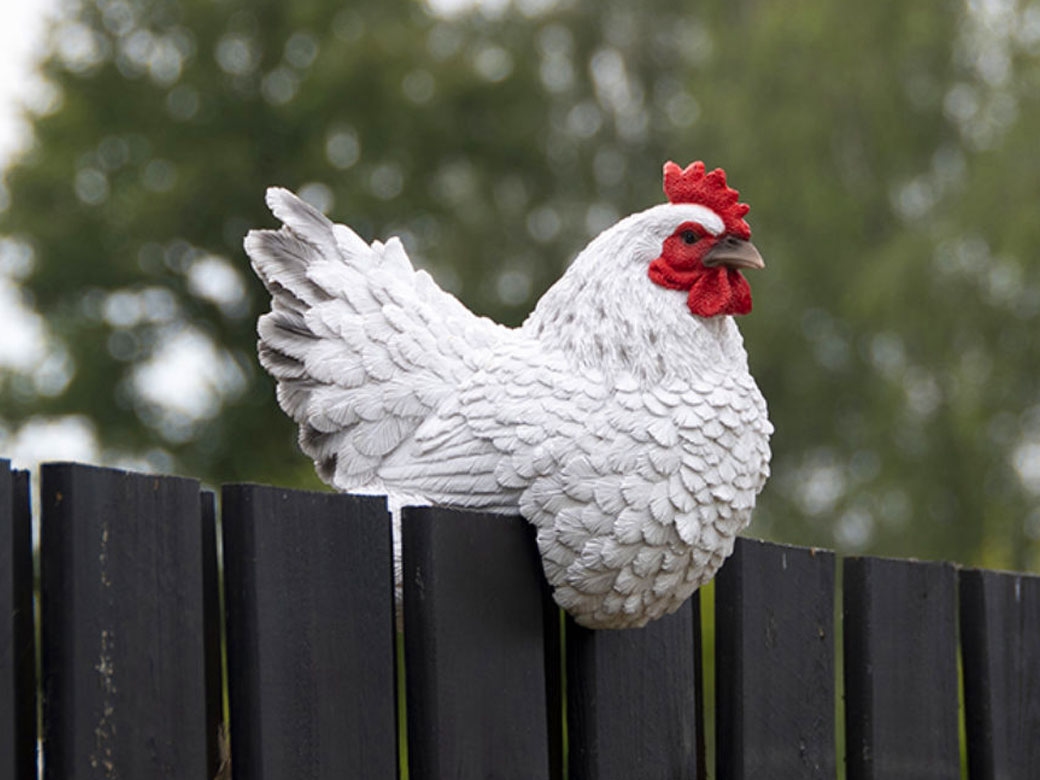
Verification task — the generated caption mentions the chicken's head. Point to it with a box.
[648,161,763,318]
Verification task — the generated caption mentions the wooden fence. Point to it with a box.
[2,458,1039,779]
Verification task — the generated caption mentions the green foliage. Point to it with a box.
[2,0,1038,570]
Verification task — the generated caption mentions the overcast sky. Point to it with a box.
[0,0,522,473]
[0,0,57,170]
[0,0,106,471]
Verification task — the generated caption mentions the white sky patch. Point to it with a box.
[423,0,559,18]
[835,506,875,551]
[1013,440,1040,495]
[0,277,49,370]
[1,415,100,470]
[0,0,59,169]
[132,325,247,422]
[800,463,847,516]
[187,254,247,316]
[0,5,253,466]
[102,286,180,328]
[423,0,482,16]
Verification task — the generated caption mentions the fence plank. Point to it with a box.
[542,583,565,780]
[39,462,211,779]
[1,463,36,780]
[200,492,226,778]
[715,538,836,780]
[959,568,1040,779]
[843,556,959,780]
[567,597,700,780]
[402,507,552,780]
[222,485,397,780]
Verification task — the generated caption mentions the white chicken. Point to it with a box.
[245,161,772,629]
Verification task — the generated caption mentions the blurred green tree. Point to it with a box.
[1,0,1038,570]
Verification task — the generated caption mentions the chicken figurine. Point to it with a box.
[246,161,772,629]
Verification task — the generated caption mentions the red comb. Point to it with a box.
[663,161,751,239]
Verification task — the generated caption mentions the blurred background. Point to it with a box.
[0,0,1037,572]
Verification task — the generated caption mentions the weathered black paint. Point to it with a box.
[402,506,552,780]
[6,460,1040,779]
[39,462,211,779]
[567,598,700,780]
[716,538,836,780]
[222,484,397,780]
[843,556,960,780]
[960,567,1040,780]
[1,463,36,780]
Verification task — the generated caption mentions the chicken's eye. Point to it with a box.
[681,230,699,245]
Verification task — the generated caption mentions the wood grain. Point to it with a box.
[960,567,1040,780]
[1,463,36,780]
[567,597,700,780]
[402,506,552,780]
[222,484,397,780]
[843,556,959,780]
[39,463,211,779]
[715,538,836,780]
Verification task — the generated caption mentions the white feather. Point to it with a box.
[245,187,772,629]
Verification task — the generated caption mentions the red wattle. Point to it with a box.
[649,259,752,317]
[688,268,752,317]
[648,257,697,290]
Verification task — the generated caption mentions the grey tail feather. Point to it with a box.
[246,228,334,308]
[265,187,334,240]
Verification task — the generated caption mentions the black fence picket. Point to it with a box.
[402,506,555,780]
[960,567,1040,780]
[715,538,836,780]
[221,484,397,780]
[843,556,960,780]
[1,461,36,780]
[566,599,701,780]
[39,462,215,779]
[200,492,225,778]
[4,459,1040,778]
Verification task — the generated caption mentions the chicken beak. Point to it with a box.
[702,236,765,270]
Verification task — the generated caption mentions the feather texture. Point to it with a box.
[245,188,511,491]
[246,180,772,629]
